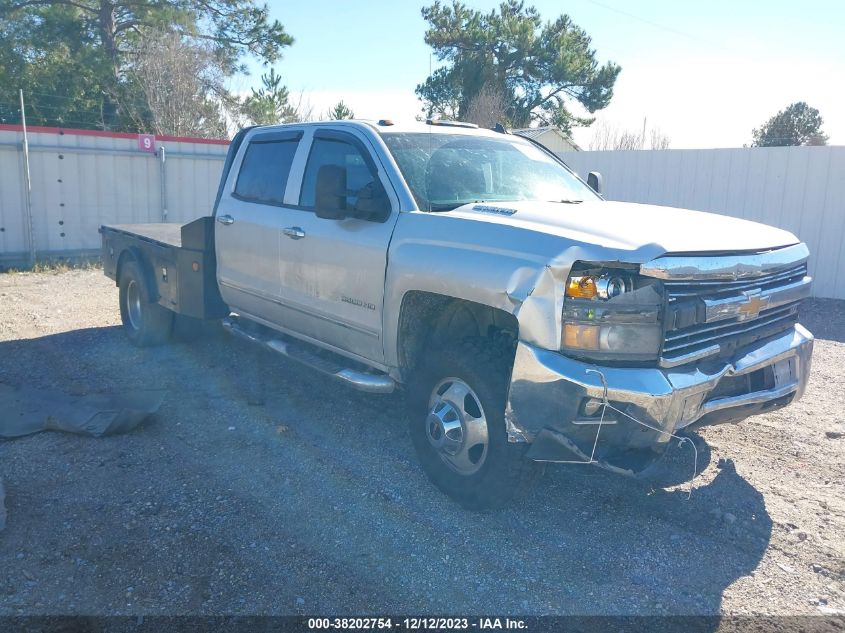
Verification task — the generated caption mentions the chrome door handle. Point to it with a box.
[216,214,235,225]
[282,226,306,240]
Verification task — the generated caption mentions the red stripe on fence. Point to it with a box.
[0,123,230,146]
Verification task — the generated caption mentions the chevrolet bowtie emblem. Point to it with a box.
[738,291,769,320]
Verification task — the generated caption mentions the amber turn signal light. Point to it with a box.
[566,276,598,299]
[562,323,600,350]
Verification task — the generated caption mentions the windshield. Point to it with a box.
[381,132,598,211]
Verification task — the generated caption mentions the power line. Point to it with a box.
[576,0,730,51]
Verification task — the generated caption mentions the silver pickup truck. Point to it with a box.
[100,119,814,508]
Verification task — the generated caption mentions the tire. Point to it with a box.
[409,337,544,510]
[118,259,173,347]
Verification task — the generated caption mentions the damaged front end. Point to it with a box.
[505,246,815,478]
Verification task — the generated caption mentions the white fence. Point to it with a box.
[0,125,228,267]
[559,146,845,300]
[2,130,843,299]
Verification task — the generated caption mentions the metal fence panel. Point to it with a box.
[0,144,25,259]
[0,126,227,266]
[2,129,842,300]
[560,146,845,299]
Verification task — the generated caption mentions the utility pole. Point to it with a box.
[159,146,168,223]
[19,89,36,266]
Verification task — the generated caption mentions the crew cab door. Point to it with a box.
[276,128,400,363]
[214,129,303,322]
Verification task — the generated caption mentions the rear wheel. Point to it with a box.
[410,337,544,509]
[118,260,173,347]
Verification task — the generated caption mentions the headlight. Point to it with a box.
[566,273,632,300]
[596,276,630,299]
[562,265,663,361]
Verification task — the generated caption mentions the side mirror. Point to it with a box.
[315,165,347,220]
[587,171,603,195]
[352,181,391,222]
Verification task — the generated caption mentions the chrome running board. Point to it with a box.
[221,317,395,394]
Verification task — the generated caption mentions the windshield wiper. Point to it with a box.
[549,199,584,204]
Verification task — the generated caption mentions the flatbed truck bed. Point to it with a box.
[101,223,184,249]
[99,217,228,320]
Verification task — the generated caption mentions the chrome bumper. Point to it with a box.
[506,324,814,459]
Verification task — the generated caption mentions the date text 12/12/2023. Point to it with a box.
[306,618,528,630]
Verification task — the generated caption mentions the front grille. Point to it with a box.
[663,263,807,302]
[660,262,808,365]
[663,304,799,356]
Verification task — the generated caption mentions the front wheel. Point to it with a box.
[118,260,173,347]
[409,338,544,510]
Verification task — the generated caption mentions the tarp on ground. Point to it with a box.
[0,384,164,439]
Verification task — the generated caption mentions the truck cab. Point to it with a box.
[214,123,404,366]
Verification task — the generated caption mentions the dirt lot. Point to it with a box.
[0,269,843,616]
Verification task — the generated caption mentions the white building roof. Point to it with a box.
[512,126,580,150]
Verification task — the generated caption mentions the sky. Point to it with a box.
[236,0,845,149]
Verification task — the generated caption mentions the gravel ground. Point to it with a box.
[0,269,843,616]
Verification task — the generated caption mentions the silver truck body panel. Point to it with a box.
[216,123,404,362]
[441,199,799,253]
[383,199,803,363]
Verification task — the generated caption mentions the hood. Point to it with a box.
[444,200,799,254]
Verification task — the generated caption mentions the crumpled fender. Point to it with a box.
[385,210,667,358]
[384,212,668,443]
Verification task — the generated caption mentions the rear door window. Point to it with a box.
[234,135,300,205]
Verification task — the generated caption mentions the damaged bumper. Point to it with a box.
[506,323,813,464]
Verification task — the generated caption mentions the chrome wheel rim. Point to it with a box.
[126,279,142,331]
[426,377,489,476]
